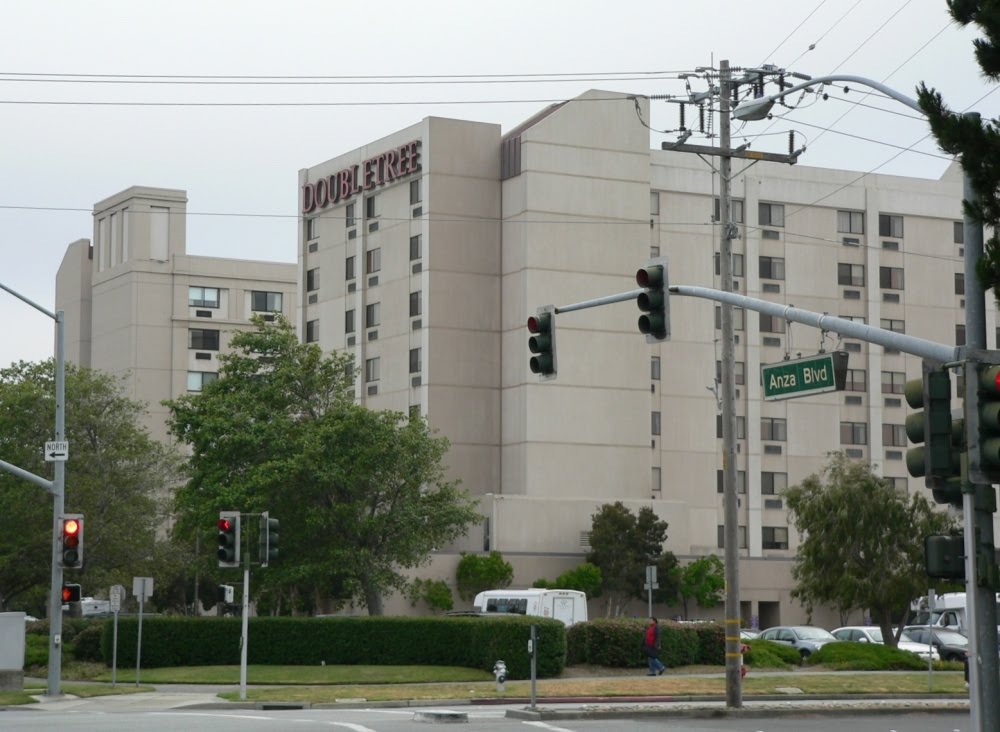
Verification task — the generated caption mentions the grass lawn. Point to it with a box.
[91,664,492,685]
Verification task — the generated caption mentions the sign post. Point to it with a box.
[109,584,125,687]
[132,577,153,687]
[644,564,659,617]
[760,352,849,401]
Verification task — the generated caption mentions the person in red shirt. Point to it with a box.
[642,617,666,676]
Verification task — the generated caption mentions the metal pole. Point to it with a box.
[960,119,1000,729]
[136,584,144,687]
[240,562,250,701]
[529,624,537,711]
[47,312,66,698]
[718,60,742,709]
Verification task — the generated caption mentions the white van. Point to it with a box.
[910,592,1000,633]
[473,589,588,627]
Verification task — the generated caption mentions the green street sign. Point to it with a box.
[760,351,849,401]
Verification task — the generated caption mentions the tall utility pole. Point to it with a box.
[717,59,742,708]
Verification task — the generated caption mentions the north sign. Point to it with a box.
[761,351,849,401]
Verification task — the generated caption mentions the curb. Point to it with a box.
[505,703,971,722]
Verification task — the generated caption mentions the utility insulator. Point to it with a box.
[788,131,795,156]
[698,104,705,133]
[679,103,686,131]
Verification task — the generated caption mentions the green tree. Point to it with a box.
[533,562,603,597]
[673,555,725,620]
[0,360,178,613]
[455,551,513,601]
[918,1,1000,297]
[166,316,481,615]
[586,502,676,616]
[407,578,454,613]
[784,452,956,646]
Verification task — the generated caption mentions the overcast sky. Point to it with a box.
[1,0,996,368]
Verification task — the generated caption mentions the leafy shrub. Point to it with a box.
[743,639,798,669]
[808,641,928,670]
[72,622,106,662]
[407,579,454,613]
[101,615,566,679]
[455,552,514,601]
[24,634,48,668]
[566,618,723,668]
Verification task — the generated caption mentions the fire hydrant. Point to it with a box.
[740,643,750,679]
[493,660,508,693]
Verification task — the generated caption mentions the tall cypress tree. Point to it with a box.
[918,1,1000,297]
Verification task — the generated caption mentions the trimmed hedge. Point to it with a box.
[100,615,566,678]
[566,618,725,668]
[743,638,799,668]
[807,641,930,670]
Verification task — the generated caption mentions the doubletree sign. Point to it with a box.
[760,351,849,401]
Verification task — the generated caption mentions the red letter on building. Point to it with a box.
[301,183,316,214]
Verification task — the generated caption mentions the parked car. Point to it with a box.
[831,625,939,661]
[740,629,760,640]
[758,625,840,659]
[903,626,969,662]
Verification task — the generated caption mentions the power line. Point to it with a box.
[0,74,682,87]
[759,0,830,66]
[0,96,630,108]
[0,69,692,81]
[783,0,866,68]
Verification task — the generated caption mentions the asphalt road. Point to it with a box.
[0,705,973,732]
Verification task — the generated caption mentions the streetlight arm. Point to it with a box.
[732,74,923,120]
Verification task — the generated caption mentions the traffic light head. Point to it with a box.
[904,365,963,506]
[217,511,241,568]
[527,305,557,381]
[258,512,279,566]
[58,514,84,569]
[975,363,1000,484]
[635,257,670,342]
[925,534,966,580]
[61,583,81,603]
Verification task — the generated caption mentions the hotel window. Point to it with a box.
[844,369,867,392]
[761,417,787,441]
[651,411,661,436]
[651,356,661,381]
[366,302,380,328]
[652,467,661,493]
[189,328,220,351]
[714,306,745,330]
[879,214,904,238]
[762,526,789,550]
[365,356,380,382]
[251,290,282,313]
[716,470,747,494]
[716,360,746,385]
[306,268,320,292]
[366,248,381,274]
[759,256,785,280]
[956,273,965,295]
[957,324,966,346]
[717,415,747,439]
[409,347,421,374]
[881,370,905,394]
[365,195,377,218]
[837,263,865,287]
[954,221,964,244]
[714,253,745,277]
[410,290,422,317]
[759,314,786,334]
[650,191,659,215]
[410,234,422,261]
[758,202,784,227]
[410,178,422,205]
[186,371,218,392]
[306,217,319,240]
[761,471,787,495]
[714,198,745,223]
[305,319,319,343]
[718,525,748,549]
[345,309,355,334]
[880,318,905,334]
[345,256,356,281]
[887,476,908,492]
[189,286,220,308]
[841,421,868,445]
[883,423,907,447]
[837,210,865,234]
[879,266,904,290]
[345,203,356,228]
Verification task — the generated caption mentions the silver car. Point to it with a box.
[831,625,939,661]
[758,625,840,660]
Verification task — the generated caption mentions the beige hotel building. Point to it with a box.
[53,91,982,625]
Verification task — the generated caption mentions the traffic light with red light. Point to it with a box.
[58,514,84,569]
[61,583,81,603]
[527,305,557,381]
[636,257,670,342]
[217,511,241,568]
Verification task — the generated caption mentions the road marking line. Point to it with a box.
[330,724,378,732]
[523,721,577,732]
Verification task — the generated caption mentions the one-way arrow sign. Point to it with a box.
[44,441,69,462]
